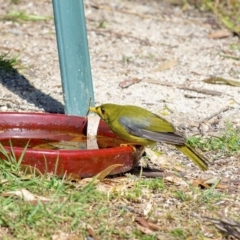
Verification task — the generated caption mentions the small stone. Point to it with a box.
[1,106,8,111]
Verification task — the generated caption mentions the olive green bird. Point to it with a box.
[89,103,208,171]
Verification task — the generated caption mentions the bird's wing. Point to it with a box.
[119,116,185,144]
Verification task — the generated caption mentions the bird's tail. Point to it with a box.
[175,144,208,171]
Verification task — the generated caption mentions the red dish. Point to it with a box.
[0,113,144,177]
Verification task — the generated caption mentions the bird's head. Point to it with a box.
[89,104,120,123]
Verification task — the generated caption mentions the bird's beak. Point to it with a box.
[89,107,98,113]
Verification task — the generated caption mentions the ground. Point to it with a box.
[0,0,240,239]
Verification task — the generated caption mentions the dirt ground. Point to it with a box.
[0,0,240,238]
[0,0,239,177]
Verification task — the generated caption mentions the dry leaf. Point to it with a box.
[136,224,156,235]
[213,184,228,189]
[192,178,211,188]
[0,179,9,185]
[135,216,151,229]
[135,216,164,231]
[148,222,166,231]
[52,231,81,240]
[152,59,177,72]
[203,77,240,87]
[95,182,113,193]
[192,178,228,189]
[70,177,99,190]
[208,30,232,39]
[2,188,50,203]
[165,175,188,186]
[33,141,86,150]
[143,203,153,216]
[78,177,99,187]
[87,227,100,240]
[66,173,81,181]
[205,178,228,189]
[119,78,141,88]
[96,164,123,180]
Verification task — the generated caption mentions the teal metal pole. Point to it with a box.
[52,0,94,116]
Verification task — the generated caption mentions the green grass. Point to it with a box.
[169,228,186,239]
[2,11,52,22]
[0,156,109,239]
[0,125,239,239]
[139,178,165,191]
[174,190,192,202]
[188,0,240,35]
[0,154,235,239]
[188,122,240,158]
[0,53,21,73]
[122,55,133,64]
[97,19,107,28]
[9,0,21,4]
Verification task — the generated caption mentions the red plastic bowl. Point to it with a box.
[0,112,144,177]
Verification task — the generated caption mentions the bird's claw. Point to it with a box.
[120,143,136,152]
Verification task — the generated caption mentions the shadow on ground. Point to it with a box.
[0,67,64,113]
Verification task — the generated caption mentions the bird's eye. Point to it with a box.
[101,107,105,114]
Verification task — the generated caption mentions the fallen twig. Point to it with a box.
[144,79,223,96]
[131,167,186,178]
[205,213,240,239]
[198,106,231,125]
[197,106,232,134]
[90,3,163,21]
[203,76,240,86]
